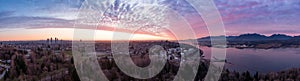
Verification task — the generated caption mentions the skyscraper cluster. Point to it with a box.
[46,37,61,44]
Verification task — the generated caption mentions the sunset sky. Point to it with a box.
[0,0,300,41]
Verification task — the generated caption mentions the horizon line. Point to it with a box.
[1,33,299,41]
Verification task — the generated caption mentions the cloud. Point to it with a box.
[0,16,74,29]
[211,0,300,36]
[0,11,14,18]
[214,0,300,24]
[1,0,300,38]
[0,15,167,38]
[259,30,300,35]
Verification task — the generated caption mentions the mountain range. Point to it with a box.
[197,33,300,49]
[198,33,298,42]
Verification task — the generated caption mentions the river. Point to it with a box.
[200,46,300,73]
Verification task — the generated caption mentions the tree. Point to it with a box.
[14,55,27,75]
[254,72,259,80]
[68,65,80,81]
[4,70,9,80]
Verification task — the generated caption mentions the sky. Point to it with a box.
[0,0,299,41]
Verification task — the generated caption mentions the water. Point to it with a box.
[200,46,300,73]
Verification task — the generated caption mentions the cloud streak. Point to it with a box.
[0,16,74,29]
[0,0,299,39]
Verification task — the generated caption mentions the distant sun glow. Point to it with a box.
[0,28,172,41]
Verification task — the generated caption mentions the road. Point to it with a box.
[0,68,8,80]
[0,64,10,80]
[39,68,68,81]
[0,65,10,68]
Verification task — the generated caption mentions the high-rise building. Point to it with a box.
[50,37,53,43]
[47,38,49,43]
[54,37,58,43]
